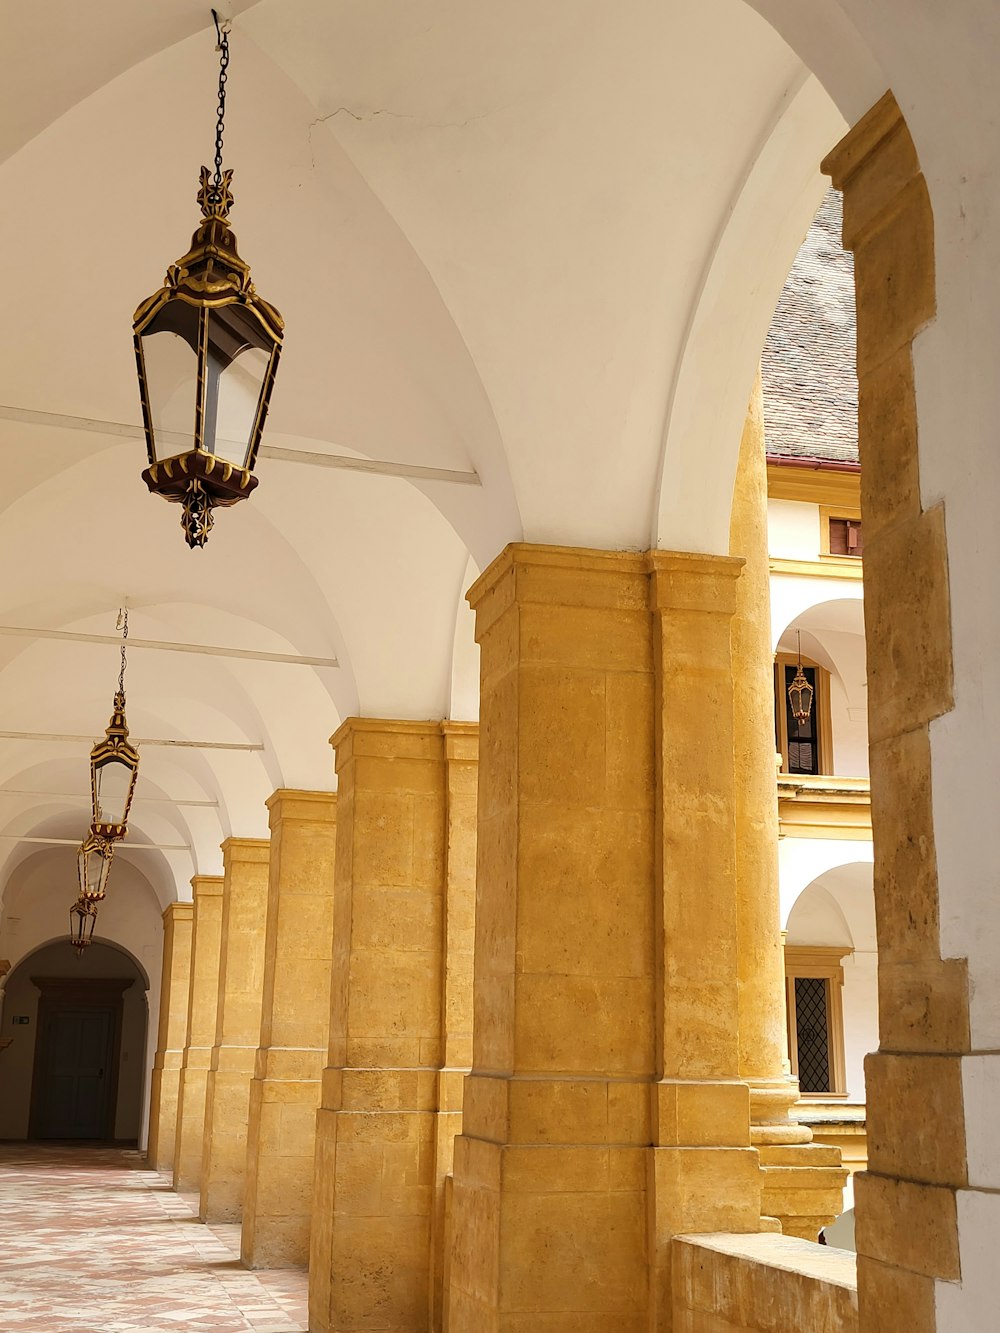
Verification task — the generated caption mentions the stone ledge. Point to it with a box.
[673,1232,858,1332]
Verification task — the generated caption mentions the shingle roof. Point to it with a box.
[761,189,858,465]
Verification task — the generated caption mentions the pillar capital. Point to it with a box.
[265,787,337,829]
[439,719,478,763]
[822,91,919,250]
[647,549,744,613]
[467,541,649,638]
[162,900,193,925]
[329,716,446,770]
[190,873,223,898]
[220,836,270,866]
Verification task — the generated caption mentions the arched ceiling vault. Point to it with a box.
[0,0,879,903]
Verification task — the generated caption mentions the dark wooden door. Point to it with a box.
[33,1007,116,1138]
[29,976,132,1141]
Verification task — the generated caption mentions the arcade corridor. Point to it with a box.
[0,1145,306,1332]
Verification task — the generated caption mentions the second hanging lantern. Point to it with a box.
[75,610,140,915]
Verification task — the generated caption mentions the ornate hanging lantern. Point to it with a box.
[132,12,284,548]
[787,630,814,728]
[69,894,100,956]
[77,832,116,903]
[88,611,139,841]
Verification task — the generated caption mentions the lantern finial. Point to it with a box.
[197,164,234,222]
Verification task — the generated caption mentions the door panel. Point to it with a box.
[34,1007,115,1139]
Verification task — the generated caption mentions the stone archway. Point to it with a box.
[0,939,148,1144]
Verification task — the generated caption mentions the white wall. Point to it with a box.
[778,837,873,925]
[821,630,869,776]
[767,498,823,560]
[841,949,878,1101]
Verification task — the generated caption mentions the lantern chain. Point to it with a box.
[211,10,231,202]
[116,608,129,697]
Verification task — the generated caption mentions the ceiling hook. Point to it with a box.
[212,8,232,47]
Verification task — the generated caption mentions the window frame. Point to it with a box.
[783,944,852,1100]
[774,652,834,776]
[819,504,863,559]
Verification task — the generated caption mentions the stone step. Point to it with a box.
[757,1143,845,1168]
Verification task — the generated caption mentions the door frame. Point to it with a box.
[28,977,133,1140]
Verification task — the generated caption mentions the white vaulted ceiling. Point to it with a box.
[0,0,855,897]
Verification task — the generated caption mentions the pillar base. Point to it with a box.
[147,1063,180,1173]
[748,1077,813,1146]
[200,1050,256,1223]
[449,1134,650,1333]
[309,1102,436,1333]
[758,1142,849,1240]
[242,1049,324,1268]
[173,1057,211,1192]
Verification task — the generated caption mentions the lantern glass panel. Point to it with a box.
[70,897,98,951]
[78,841,113,901]
[139,302,200,460]
[95,755,133,828]
[204,305,272,468]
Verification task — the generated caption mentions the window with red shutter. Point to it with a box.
[828,517,863,556]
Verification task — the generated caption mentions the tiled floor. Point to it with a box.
[0,1144,308,1332]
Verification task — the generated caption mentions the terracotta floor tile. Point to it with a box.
[0,1145,307,1331]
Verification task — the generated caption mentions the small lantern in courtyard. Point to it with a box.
[69,894,100,956]
[88,611,139,841]
[132,13,283,548]
[787,631,814,728]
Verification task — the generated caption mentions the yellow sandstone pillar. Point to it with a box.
[825,94,961,1332]
[147,900,193,1174]
[447,545,761,1333]
[200,836,270,1223]
[242,790,338,1269]
[173,875,223,1193]
[729,379,847,1238]
[309,720,458,1333]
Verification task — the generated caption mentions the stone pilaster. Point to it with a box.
[147,901,194,1174]
[825,93,963,1332]
[447,545,760,1333]
[173,875,223,1193]
[309,721,453,1333]
[646,550,765,1325]
[242,790,337,1269]
[200,837,270,1223]
[729,378,847,1239]
[431,722,478,1332]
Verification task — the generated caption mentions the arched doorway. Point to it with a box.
[0,939,148,1143]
